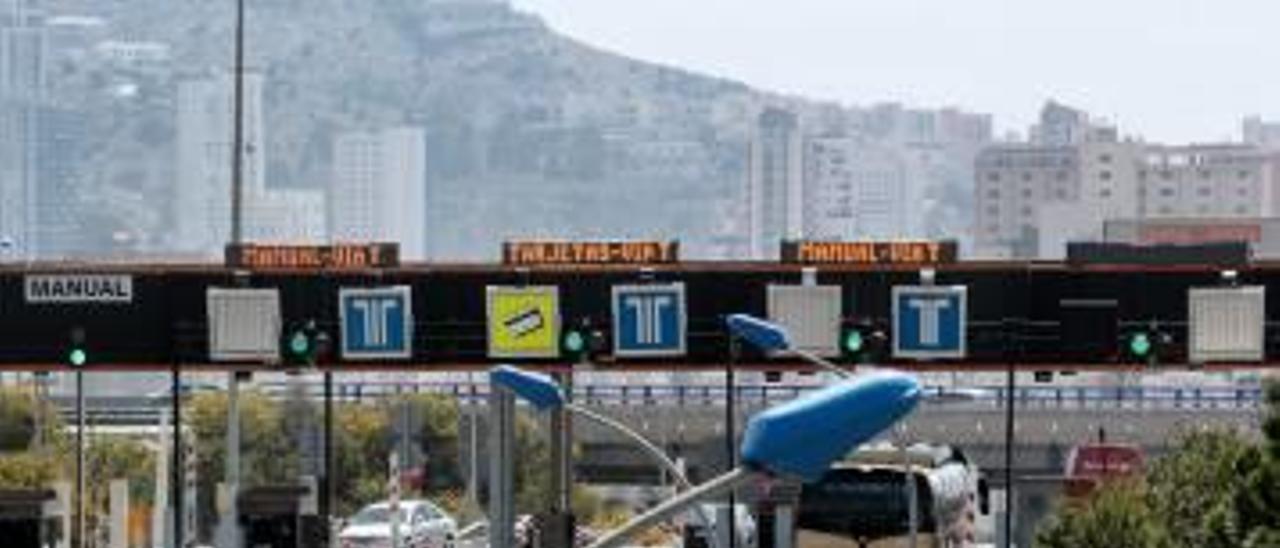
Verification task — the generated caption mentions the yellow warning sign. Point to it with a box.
[486,286,561,359]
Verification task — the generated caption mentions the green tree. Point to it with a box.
[334,402,391,516]
[399,394,462,492]
[1227,381,1280,544]
[82,437,156,543]
[1145,430,1256,548]
[0,452,61,488]
[1035,481,1164,548]
[513,412,551,514]
[0,385,64,452]
[187,390,298,538]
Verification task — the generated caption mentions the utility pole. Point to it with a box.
[724,336,739,548]
[229,0,246,247]
[222,1,247,542]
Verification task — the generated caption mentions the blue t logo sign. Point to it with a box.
[624,295,673,345]
[340,286,413,360]
[908,297,951,346]
[612,284,687,358]
[893,285,967,360]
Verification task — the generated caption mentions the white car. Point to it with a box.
[682,503,757,548]
[339,500,458,548]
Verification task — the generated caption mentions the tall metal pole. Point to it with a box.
[1004,345,1014,548]
[467,374,478,511]
[229,0,246,247]
[172,362,184,548]
[725,336,738,548]
[900,433,918,548]
[323,372,334,547]
[75,369,85,548]
[222,374,241,547]
[224,4,247,541]
[488,388,516,548]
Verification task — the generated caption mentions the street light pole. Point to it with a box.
[172,362,184,548]
[323,371,334,546]
[222,1,248,541]
[1004,318,1016,548]
[724,335,738,548]
[75,369,85,548]
[229,0,245,247]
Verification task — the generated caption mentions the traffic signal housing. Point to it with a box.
[841,322,887,364]
[281,320,330,367]
[563,319,607,363]
[1122,328,1173,366]
[67,327,87,367]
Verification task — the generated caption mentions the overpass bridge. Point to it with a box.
[53,379,1266,484]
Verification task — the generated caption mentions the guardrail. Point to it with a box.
[52,382,1263,427]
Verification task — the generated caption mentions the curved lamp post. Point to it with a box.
[725,314,852,379]
[588,369,922,548]
[728,313,927,546]
[489,365,720,548]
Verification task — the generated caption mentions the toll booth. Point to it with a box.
[749,478,801,548]
[237,485,323,548]
[0,489,64,548]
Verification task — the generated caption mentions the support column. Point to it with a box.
[773,505,794,548]
[542,371,575,547]
[216,373,242,548]
[488,387,516,548]
[153,406,171,548]
[322,372,334,548]
[109,479,129,548]
[171,362,184,548]
[75,370,85,548]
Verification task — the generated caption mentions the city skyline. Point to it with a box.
[8,0,1280,261]
[514,0,1280,144]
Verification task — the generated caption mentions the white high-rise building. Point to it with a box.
[747,108,804,259]
[1137,145,1270,219]
[973,145,1080,258]
[0,0,44,259]
[804,137,916,240]
[330,128,427,260]
[174,72,266,257]
[244,189,326,243]
[975,138,1272,259]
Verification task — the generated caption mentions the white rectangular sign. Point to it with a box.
[207,288,281,362]
[25,274,134,303]
[1189,286,1265,363]
[767,285,842,357]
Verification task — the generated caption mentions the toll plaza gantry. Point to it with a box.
[0,240,1273,374]
[1,239,1275,546]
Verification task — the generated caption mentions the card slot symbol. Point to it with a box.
[504,308,545,338]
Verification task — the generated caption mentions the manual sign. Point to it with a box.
[25,274,134,304]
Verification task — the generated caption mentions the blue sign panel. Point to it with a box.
[892,285,967,360]
[612,283,687,357]
[340,286,413,360]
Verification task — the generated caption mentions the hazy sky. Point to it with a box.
[512,0,1280,143]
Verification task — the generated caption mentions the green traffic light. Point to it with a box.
[1129,333,1152,357]
[844,330,864,354]
[288,331,311,356]
[563,330,585,353]
[68,348,87,367]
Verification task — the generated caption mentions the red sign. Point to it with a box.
[1138,224,1262,246]
[225,243,400,270]
[1066,443,1145,479]
[502,241,679,265]
[781,240,957,265]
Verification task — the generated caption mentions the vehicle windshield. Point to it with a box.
[349,506,410,526]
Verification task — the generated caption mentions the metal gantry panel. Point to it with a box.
[0,264,1269,369]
